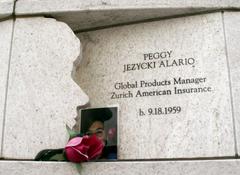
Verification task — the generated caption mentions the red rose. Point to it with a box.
[65,135,104,163]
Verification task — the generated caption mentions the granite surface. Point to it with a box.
[0,0,14,19]
[1,160,240,175]
[0,19,13,157]
[15,0,240,31]
[223,12,240,155]
[76,12,235,159]
[2,17,89,159]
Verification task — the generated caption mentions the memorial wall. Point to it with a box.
[1,0,240,175]
[76,12,235,159]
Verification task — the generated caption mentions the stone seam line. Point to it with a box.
[0,0,17,157]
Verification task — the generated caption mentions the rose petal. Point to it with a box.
[76,144,90,154]
[65,137,83,147]
[87,135,102,146]
[88,143,104,159]
[87,135,104,159]
[65,136,91,162]
[65,135,89,147]
[65,147,88,162]
[64,135,104,162]
[71,147,89,159]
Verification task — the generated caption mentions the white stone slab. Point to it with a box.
[0,0,14,19]
[15,0,240,31]
[81,160,240,175]
[0,19,13,157]
[76,12,235,159]
[16,0,240,13]
[0,161,78,175]
[223,12,240,155]
[2,17,89,159]
[1,160,240,175]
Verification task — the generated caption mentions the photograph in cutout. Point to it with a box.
[80,107,118,160]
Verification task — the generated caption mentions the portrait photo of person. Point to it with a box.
[80,107,118,160]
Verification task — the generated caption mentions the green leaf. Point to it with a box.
[76,164,82,175]
[66,124,78,139]
[49,153,66,161]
